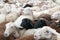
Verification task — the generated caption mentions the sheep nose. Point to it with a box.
[4,33,9,37]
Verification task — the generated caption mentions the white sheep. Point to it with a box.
[0,3,24,23]
[0,2,5,9]
[4,22,19,38]
[40,1,57,11]
[5,4,23,22]
[4,21,34,37]
[33,5,60,20]
[6,12,18,22]
[0,3,10,14]
[34,26,60,40]
[54,0,60,5]
[4,22,37,37]
[4,8,34,37]
[51,11,60,20]
[0,3,11,23]
[7,0,17,3]
[14,8,34,28]
[0,0,6,2]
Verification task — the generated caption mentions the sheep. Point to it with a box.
[27,0,57,10]
[33,6,60,20]
[0,22,15,40]
[0,3,10,14]
[51,11,60,20]
[4,8,34,37]
[15,34,47,40]
[4,22,20,38]
[3,21,40,38]
[39,1,57,10]
[13,7,34,28]
[28,0,43,7]
[0,6,23,23]
[15,34,57,40]
[34,26,60,40]
[5,14,34,29]
[4,21,35,37]
[0,4,23,23]
[20,26,60,37]
[0,7,9,14]
[0,2,5,9]
[5,12,19,22]
[4,24,39,38]
[34,18,49,28]
[4,23,60,39]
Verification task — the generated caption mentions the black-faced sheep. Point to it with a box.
[20,18,34,29]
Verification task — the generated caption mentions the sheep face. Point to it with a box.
[34,27,52,40]
[4,22,15,37]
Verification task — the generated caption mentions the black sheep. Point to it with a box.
[23,4,33,8]
[20,18,34,29]
[34,18,48,28]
